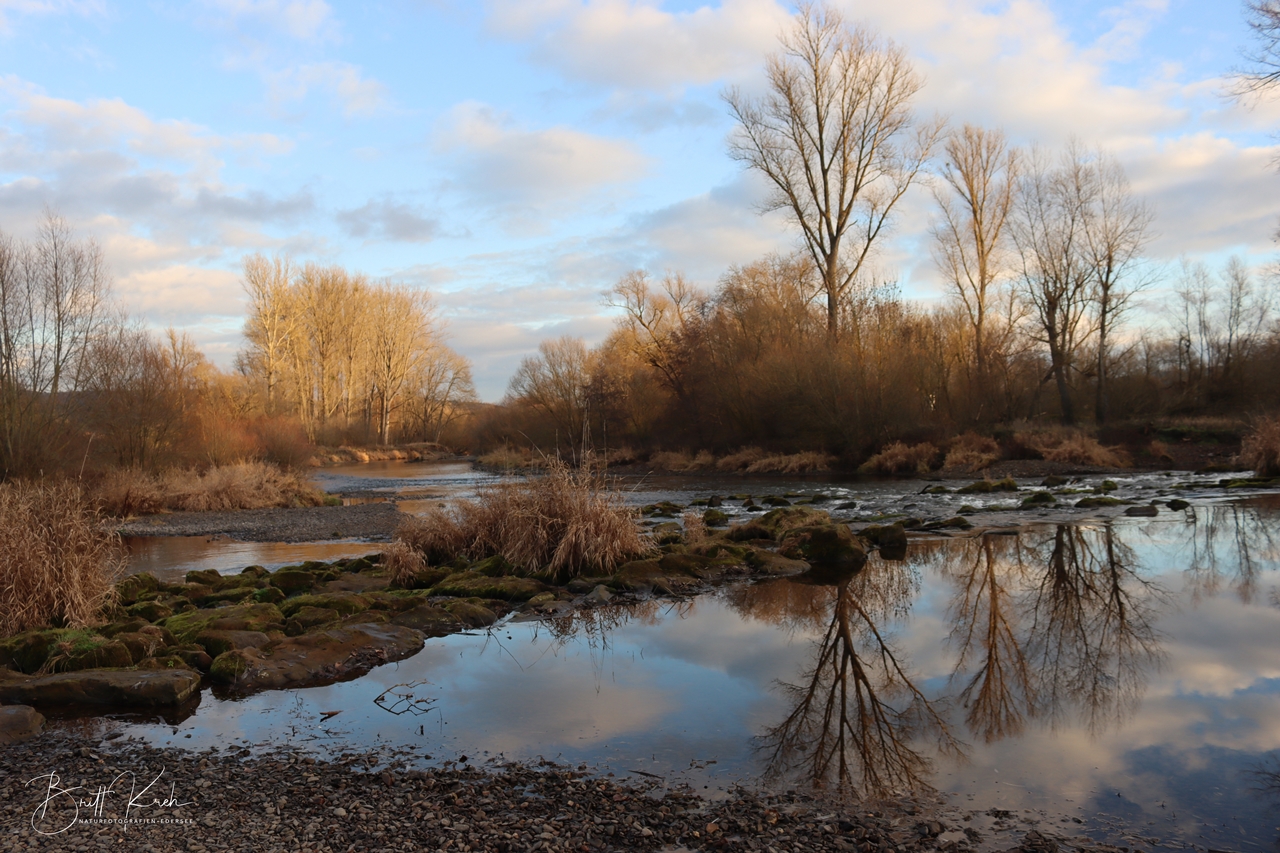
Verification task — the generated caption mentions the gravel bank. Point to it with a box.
[0,728,1124,853]
[112,503,405,544]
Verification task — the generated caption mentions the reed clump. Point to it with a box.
[95,462,328,517]
[395,461,651,583]
[1014,429,1130,467]
[744,451,836,473]
[0,481,125,635]
[943,433,1001,473]
[648,450,714,472]
[1241,415,1280,477]
[859,441,940,475]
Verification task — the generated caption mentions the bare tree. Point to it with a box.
[407,344,476,444]
[367,286,434,445]
[239,253,296,414]
[931,125,1019,396]
[608,270,702,399]
[725,2,942,338]
[1081,152,1152,424]
[1239,1,1280,94]
[508,337,593,456]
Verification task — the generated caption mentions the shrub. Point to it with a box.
[859,441,940,475]
[648,450,714,472]
[681,510,707,548]
[716,447,766,472]
[0,481,125,635]
[744,452,836,473]
[476,445,545,470]
[1241,416,1280,477]
[95,462,327,516]
[943,433,1001,473]
[1015,429,1130,467]
[395,461,652,583]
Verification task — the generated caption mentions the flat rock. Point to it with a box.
[209,622,424,691]
[0,668,201,706]
[195,629,272,657]
[0,704,44,744]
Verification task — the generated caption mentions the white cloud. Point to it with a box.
[200,0,338,43]
[433,101,650,232]
[484,0,790,91]
[0,0,102,36]
[265,61,390,118]
[336,197,440,243]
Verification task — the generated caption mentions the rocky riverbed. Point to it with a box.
[0,726,1133,853]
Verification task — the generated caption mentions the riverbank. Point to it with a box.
[112,503,405,543]
[0,727,1132,853]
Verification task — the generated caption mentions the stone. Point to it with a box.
[53,639,133,672]
[702,509,729,527]
[115,573,159,605]
[958,477,1019,494]
[390,605,460,636]
[444,600,497,628]
[194,629,272,657]
[207,623,425,691]
[1075,496,1123,509]
[164,603,286,645]
[284,606,342,636]
[777,524,867,570]
[0,668,201,706]
[113,631,169,664]
[0,704,45,744]
[1167,498,1191,510]
[744,549,810,576]
[1124,505,1159,517]
[127,600,174,622]
[584,585,613,605]
[1020,491,1056,507]
[269,570,317,595]
[185,569,222,586]
[430,571,546,602]
[279,593,370,619]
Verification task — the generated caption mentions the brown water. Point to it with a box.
[106,498,1280,851]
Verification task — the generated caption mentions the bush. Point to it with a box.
[0,481,125,635]
[1014,429,1130,467]
[1241,416,1280,477]
[859,441,940,475]
[744,452,836,473]
[716,447,766,471]
[395,461,652,583]
[943,433,1001,473]
[648,450,714,472]
[95,462,328,516]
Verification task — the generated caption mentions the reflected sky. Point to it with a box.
[102,503,1280,849]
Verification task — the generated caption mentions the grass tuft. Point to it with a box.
[0,481,125,635]
[94,462,328,516]
[1014,429,1130,467]
[395,460,652,583]
[859,441,940,475]
[943,433,1001,473]
[1241,415,1280,477]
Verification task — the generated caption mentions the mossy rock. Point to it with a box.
[1124,505,1159,517]
[650,522,683,545]
[99,619,149,638]
[707,496,723,507]
[761,496,791,507]
[52,639,133,672]
[163,603,286,645]
[807,494,832,504]
[126,600,173,622]
[726,521,772,542]
[284,606,341,637]
[112,631,168,664]
[444,600,497,628]
[920,485,950,495]
[702,509,730,527]
[657,553,725,579]
[958,478,1019,494]
[196,587,258,607]
[745,549,811,576]
[611,559,671,591]
[135,655,194,672]
[391,566,450,591]
[757,507,831,536]
[470,555,518,577]
[1167,499,1191,511]
[185,569,222,586]
[1099,480,1119,492]
[0,630,72,674]
[1041,475,1068,487]
[341,556,376,573]
[195,629,272,657]
[859,523,908,560]
[1075,496,1124,509]
[240,565,269,578]
[171,646,213,672]
[209,650,250,683]
[643,501,683,518]
[269,570,317,595]
[778,524,867,570]
[278,593,369,619]
[431,571,546,602]
[390,605,459,635]
[922,516,974,531]
[1020,491,1057,507]
[116,573,159,605]
[252,586,287,605]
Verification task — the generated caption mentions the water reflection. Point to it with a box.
[1182,500,1280,605]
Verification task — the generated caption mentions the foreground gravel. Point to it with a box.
[0,729,1137,853]
[112,503,405,543]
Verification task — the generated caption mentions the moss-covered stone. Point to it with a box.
[1100,480,1119,492]
[195,629,272,657]
[99,619,148,638]
[650,522,683,545]
[196,586,257,606]
[163,603,286,645]
[958,477,1019,494]
[1124,505,1159,517]
[390,566,450,591]
[858,523,908,560]
[0,668,202,706]
[125,600,173,622]
[185,569,222,586]
[252,586,286,605]
[923,516,974,531]
[1075,496,1124,508]
[112,631,167,664]
[444,600,497,628]
[209,650,250,682]
[390,604,458,635]
[1020,491,1057,507]
[469,555,518,577]
[761,496,791,507]
[778,524,867,570]
[430,571,546,602]
[744,549,811,576]
[642,501,683,518]
[53,639,132,672]
[702,509,729,527]
[284,606,341,637]
[1041,475,1068,487]
[116,573,159,605]
[278,593,369,619]
[269,570,317,595]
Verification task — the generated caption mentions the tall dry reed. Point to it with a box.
[1014,429,1130,467]
[1242,415,1280,477]
[859,441,940,475]
[0,481,125,635]
[95,462,327,516]
[395,461,651,583]
[943,433,1001,472]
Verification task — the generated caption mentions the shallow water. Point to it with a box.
[122,537,382,585]
[104,498,1280,851]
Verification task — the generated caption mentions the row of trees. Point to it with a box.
[238,254,475,445]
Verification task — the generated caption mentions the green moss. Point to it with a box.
[278,593,369,619]
[1075,496,1124,508]
[702,509,729,527]
[430,571,546,602]
[163,603,286,644]
[1020,491,1057,507]
[958,477,1019,494]
[115,573,159,605]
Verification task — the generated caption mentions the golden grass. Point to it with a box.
[395,461,652,583]
[0,481,125,635]
[383,539,429,587]
[859,441,940,475]
[1015,429,1131,467]
[1241,415,1280,477]
[475,445,547,470]
[681,510,707,548]
[648,450,714,472]
[943,433,1001,473]
[716,447,766,471]
[95,462,328,517]
[744,451,836,473]
[1148,440,1175,464]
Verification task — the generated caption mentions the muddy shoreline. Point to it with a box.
[0,727,1132,853]
[112,502,406,544]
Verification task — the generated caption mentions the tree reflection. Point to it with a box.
[748,560,961,799]
[1182,501,1279,605]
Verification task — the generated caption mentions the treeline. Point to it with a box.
[484,132,1280,462]
[237,254,475,446]
[0,215,476,480]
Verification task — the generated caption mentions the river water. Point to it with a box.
[107,462,1280,850]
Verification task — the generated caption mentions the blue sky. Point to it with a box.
[1,0,1276,399]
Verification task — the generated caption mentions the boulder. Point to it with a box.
[115,573,159,605]
[185,569,222,586]
[284,606,342,636]
[163,603,286,645]
[278,593,369,619]
[0,704,44,744]
[269,570,316,595]
[0,668,201,706]
[207,622,424,691]
[1124,505,1159,517]
[702,509,729,527]
[1167,499,1191,511]
[444,600,497,628]
[194,629,273,657]
[858,524,908,560]
[777,524,867,570]
[744,549,810,576]
[113,631,168,664]
[126,601,173,622]
[1020,491,1056,507]
[430,571,546,602]
[958,477,1019,494]
[1075,496,1124,509]
[584,585,613,605]
[53,639,133,672]
[390,605,459,635]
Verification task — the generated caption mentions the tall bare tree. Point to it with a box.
[508,336,593,456]
[931,125,1019,397]
[239,253,296,414]
[725,2,942,338]
[1240,1,1280,93]
[367,285,434,445]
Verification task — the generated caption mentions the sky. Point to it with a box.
[0,0,1277,400]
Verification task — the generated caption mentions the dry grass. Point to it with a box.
[95,462,328,517]
[943,433,1001,473]
[1015,429,1131,467]
[1241,416,1280,477]
[716,447,766,471]
[395,461,652,583]
[0,481,125,635]
[744,451,836,473]
[1148,440,1175,464]
[383,539,430,587]
[681,510,707,548]
[475,445,547,470]
[648,450,714,472]
[859,441,940,475]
